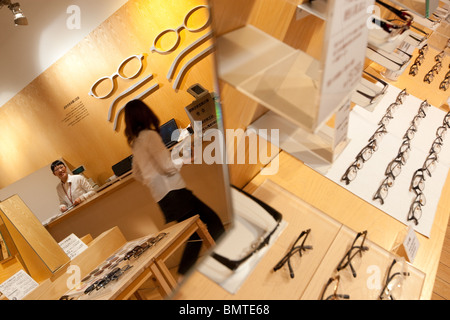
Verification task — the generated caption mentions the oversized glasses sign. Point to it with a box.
[88,5,213,131]
[150,5,211,54]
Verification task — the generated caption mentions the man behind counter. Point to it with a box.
[51,160,96,213]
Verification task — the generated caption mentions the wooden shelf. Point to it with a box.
[297,0,328,20]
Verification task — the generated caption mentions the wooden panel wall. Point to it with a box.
[0,0,217,188]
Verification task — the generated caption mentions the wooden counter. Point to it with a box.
[45,160,232,243]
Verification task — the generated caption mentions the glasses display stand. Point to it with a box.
[301,225,425,300]
[24,215,215,300]
[0,195,70,284]
[174,180,425,300]
[24,226,127,300]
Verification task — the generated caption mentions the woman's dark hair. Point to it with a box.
[124,99,160,145]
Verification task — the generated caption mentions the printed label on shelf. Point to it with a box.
[0,270,39,300]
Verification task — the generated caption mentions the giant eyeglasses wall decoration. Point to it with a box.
[87,2,214,131]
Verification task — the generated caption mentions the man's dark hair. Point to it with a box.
[50,160,65,172]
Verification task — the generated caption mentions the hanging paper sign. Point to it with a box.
[318,0,374,127]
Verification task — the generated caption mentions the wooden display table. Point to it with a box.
[174,180,425,300]
[25,215,215,300]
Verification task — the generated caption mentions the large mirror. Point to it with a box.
[0,0,233,299]
[207,0,450,247]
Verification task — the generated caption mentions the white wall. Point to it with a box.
[0,0,128,107]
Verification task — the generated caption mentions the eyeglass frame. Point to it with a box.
[336,230,369,278]
[407,195,424,225]
[211,190,283,271]
[321,275,350,300]
[88,54,144,99]
[149,5,211,54]
[379,258,410,300]
[124,232,168,261]
[273,229,313,279]
[356,71,389,105]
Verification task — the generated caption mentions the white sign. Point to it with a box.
[58,233,88,260]
[319,0,374,127]
[402,225,420,263]
[0,270,39,300]
[184,92,218,134]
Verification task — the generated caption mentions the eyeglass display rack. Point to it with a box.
[215,0,371,164]
[12,214,214,300]
[174,180,425,300]
[364,1,433,81]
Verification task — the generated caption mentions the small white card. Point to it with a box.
[58,233,88,260]
[0,270,39,300]
[403,225,420,263]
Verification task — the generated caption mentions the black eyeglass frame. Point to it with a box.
[273,229,313,279]
[211,187,283,271]
[336,230,369,278]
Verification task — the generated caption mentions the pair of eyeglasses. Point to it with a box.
[371,17,409,40]
[84,264,133,295]
[355,72,389,106]
[435,50,445,63]
[439,68,450,91]
[367,46,411,71]
[373,156,406,205]
[321,275,350,300]
[375,0,413,26]
[409,46,429,76]
[273,229,313,279]
[336,231,369,278]
[379,259,410,300]
[124,232,168,261]
[424,61,443,84]
[320,231,369,300]
[404,101,429,140]
[341,90,408,185]
[211,219,281,271]
[341,140,379,185]
[53,165,66,173]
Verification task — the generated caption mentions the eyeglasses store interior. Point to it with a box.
[0,0,449,301]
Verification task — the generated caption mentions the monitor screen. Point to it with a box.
[159,118,179,148]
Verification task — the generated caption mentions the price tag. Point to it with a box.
[400,225,420,263]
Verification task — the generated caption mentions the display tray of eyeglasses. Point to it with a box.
[189,181,342,299]
[301,225,425,300]
[59,232,170,300]
[324,85,450,237]
[175,180,425,300]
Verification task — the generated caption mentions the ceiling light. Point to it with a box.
[0,0,28,26]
